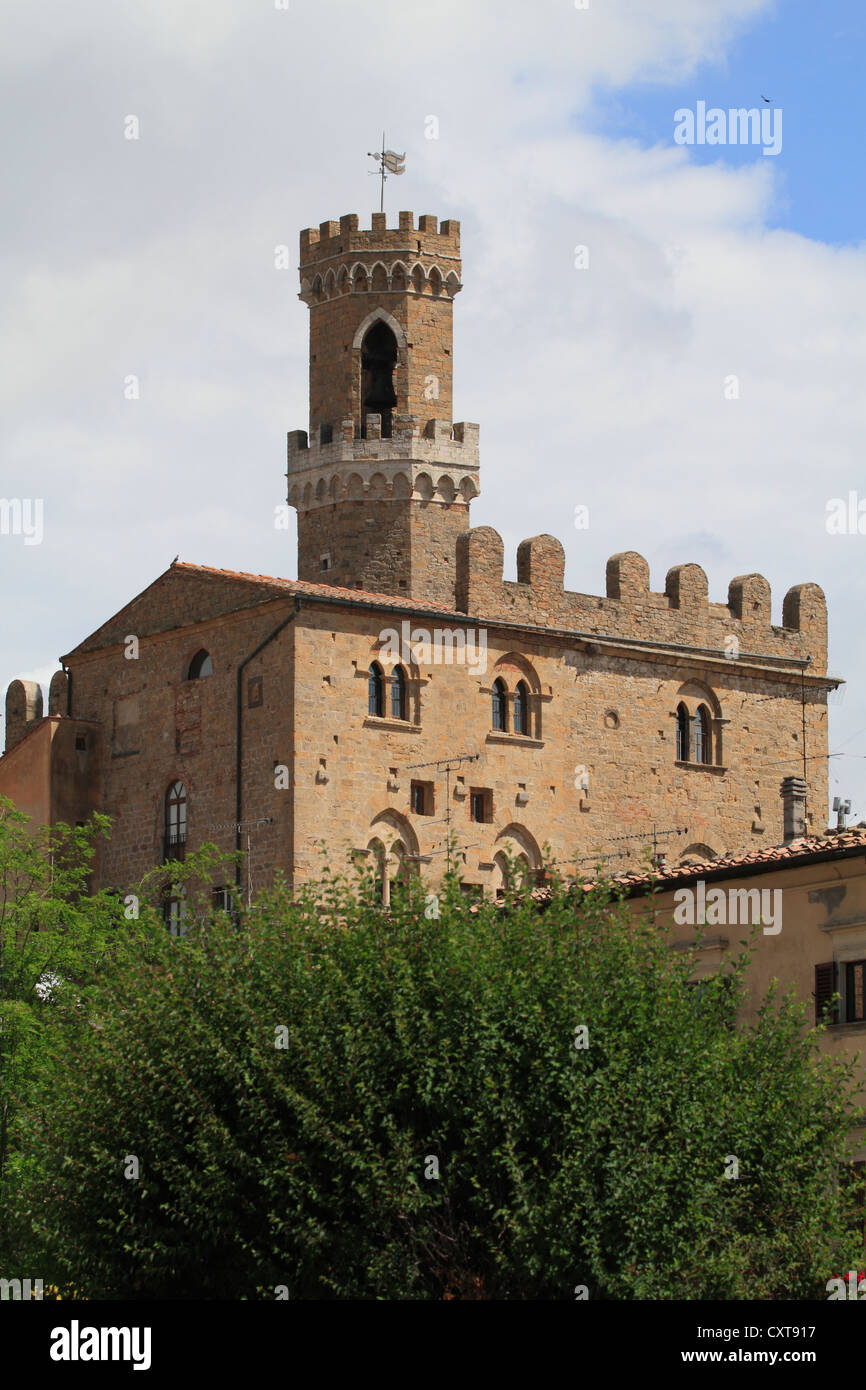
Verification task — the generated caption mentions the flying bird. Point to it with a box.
[761,95,773,102]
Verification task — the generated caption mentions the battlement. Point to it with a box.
[299,212,460,269]
[287,417,479,466]
[3,670,70,752]
[287,417,480,513]
[455,534,829,672]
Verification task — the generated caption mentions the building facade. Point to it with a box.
[0,211,840,902]
[622,828,866,1167]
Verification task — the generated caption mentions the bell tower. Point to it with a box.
[286,211,480,606]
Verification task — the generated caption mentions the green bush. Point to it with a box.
[10,856,864,1299]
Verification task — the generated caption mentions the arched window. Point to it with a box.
[360,320,398,439]
[514,681,529,735]
[164,780,187,860]
[187,649,213,680]
[694,705,712,765]
[368,838,387,903]
[492,678,508,732]
[390,665,407,720]
[676,704,690,761]
[368,663,384,718]
[389,842,411,906]
[493,849,536,899]
[680,842,717,865]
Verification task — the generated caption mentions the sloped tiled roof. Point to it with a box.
[588,827,866,897]
[64,559,464,657]
[486,828,866,915]
[170,562,461,614]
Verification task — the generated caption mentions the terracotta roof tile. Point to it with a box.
[576,827,866,896]
[172,562,460,615]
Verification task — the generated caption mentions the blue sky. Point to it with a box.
[584,0,865,244]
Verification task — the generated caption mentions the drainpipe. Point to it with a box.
[235,599,300,888]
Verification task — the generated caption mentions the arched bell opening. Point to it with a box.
[360,320,398,440]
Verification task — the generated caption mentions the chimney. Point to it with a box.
[781,776,807,842]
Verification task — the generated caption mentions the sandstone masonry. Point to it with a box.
[0,211,839,905]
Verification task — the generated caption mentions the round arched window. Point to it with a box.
[187,650,213,680]
[492,678,508,732]
[368,663,384,718]
[391,666,407,720]
[514,681,529,735]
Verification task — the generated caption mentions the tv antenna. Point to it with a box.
[208,815,275,906]
[575,824,689,872]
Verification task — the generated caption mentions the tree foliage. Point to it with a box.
[8,849,864,1299]
[0,796,120,1260]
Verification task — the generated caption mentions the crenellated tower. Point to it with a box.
[286,211,480,605]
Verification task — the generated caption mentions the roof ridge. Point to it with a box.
[173,562,460,612]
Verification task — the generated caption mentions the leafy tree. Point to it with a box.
[0,796,119,1265]
[0,794,233,1278]
[10,853,865,1299]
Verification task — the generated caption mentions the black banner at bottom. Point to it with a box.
[1,1294,861,1376]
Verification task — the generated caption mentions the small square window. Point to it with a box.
[75,733,87,751]
[319,423,333,445]
[411,780,434,816]
[469,788,492,823]
[320,554,331,572]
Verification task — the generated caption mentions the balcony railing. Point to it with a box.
[163,830,187,863]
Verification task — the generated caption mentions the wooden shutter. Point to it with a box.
[814,962,838,1024]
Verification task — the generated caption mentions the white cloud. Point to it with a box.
[4,0,865,818]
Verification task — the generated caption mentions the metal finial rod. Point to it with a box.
[366,135,405,215]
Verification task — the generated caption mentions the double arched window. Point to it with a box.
[492,676,531,735]
[368,662,408,720]
[367,834,414,908]
[676,701,713,765]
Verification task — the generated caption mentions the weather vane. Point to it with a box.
[367,133,405,213]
